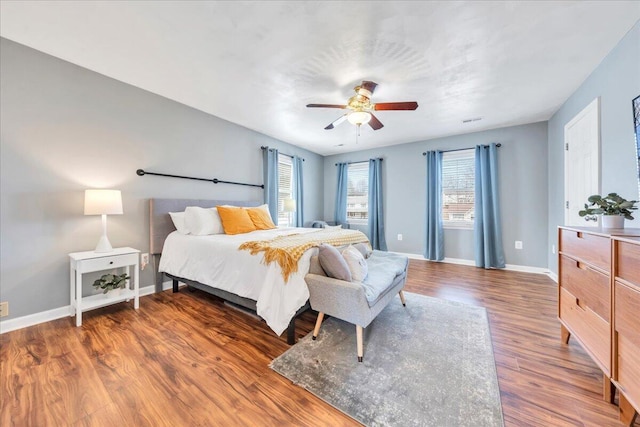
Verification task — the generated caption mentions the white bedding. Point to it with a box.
[158,227,320,335]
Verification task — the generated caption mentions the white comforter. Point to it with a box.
[158,227,320,335]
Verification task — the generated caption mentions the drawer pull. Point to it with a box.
[577,232,583,239]
[577,261,586,270]
[109,261,113,265]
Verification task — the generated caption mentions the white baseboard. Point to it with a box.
[393,252,551,275]
[547,271,558,283]
[0,282,171,334]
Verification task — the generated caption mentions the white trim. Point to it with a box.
[393,252,550,275]
[0,282,171,334]
[547,271,559,283]
[0,305,71,334]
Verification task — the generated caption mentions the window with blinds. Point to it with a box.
[347,162,369,224]
[278,153,293,226]
[442,149,475,229]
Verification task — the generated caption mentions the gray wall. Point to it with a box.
[547,21,640,274]
[323,122,549,268]
[0,38,324,321]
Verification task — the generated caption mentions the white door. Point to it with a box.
[564,98,600,226]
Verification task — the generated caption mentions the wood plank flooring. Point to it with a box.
[2,260,638,426]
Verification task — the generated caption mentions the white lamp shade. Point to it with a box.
[84,189,123,215]
[283,198,296,212]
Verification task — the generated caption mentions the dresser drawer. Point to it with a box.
[560,228,610,272]
[616,335,640,411]
[615,281,640,348]
[616,240,640,287]
[76,253,138,273]
[560,287,610,374]
[559,254,610,321]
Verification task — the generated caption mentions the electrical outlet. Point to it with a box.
[0,302,8,318]
[515,241,523,250]
[141,253,149,270]
[397,234,403,241]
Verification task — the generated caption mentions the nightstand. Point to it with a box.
[69,247,140,326]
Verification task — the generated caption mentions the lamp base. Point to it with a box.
[95,235,114,253]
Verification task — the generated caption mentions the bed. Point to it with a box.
[150,198,369,344]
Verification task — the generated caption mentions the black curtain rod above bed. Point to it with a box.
[422,143,501,156]
[260,146,305,161]
[136,169,264,188]
[334,158,383,166]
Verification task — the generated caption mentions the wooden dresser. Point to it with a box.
[612,236,640,426]
[558,226,640,426]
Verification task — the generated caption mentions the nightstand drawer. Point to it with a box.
[77,253,138,273]
[560,228,610,272]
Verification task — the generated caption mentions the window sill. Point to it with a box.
[443,222,473,230]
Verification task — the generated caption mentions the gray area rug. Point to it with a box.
[270,292,504,427]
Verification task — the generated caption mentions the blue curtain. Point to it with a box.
[474,143,505,268]
[368,158,387,251]
[424,151,444,261]
[292,156,304,227]
[263,147,279,223]
[334,163,348,226]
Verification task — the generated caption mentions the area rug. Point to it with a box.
[270,292,504,427]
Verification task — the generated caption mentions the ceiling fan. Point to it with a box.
[306,81,418,131]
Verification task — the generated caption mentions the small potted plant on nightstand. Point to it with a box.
[578,193,638,228]
[93,273,130,298]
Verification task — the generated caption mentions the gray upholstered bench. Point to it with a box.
[305,250,409,362]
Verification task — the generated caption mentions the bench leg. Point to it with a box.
[399,290,406,306]
[312,312,324,340]
[357,325,364,362]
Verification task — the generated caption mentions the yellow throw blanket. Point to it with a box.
[239,229,370,281]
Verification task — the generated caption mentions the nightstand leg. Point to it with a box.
[133,261,139,309]
[75,268,82,327]
[69,265,75,317]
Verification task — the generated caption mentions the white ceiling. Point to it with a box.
[1,1,639,156]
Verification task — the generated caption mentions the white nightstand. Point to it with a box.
[69,247,140,326]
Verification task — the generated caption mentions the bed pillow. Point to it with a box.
[342,245,368,282]
[325,224,342,230]
[318,243,352,282]
[246,206,277,230]
[217,205,257,235]
[184,206,224,235]
[169,211,190,235]
[353,242,373,259]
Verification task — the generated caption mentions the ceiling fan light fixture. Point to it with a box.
[347,111,372,126]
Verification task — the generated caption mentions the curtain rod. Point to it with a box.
[334,158,383,166]
[136,169,264,188]
[422,143,501,156]
[261,146,305,161]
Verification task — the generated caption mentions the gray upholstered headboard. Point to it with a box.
[149,198,261,254]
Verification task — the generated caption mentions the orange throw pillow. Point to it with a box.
[216,206,257,235]
[246,207,277,230]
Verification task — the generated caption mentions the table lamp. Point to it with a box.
[84,189,123,252]
[284,198,296,227]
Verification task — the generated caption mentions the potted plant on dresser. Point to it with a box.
[93,273,130,297]
[578,193,638,228]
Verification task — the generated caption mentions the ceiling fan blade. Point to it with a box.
[360,81,378,95]
[307,104,348,109]
[324,114,348,130]
[368,113,384,130]
[374,102,419,111]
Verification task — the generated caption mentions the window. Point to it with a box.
[278,153,293,226]
[346,162,369,225]
[442,149,475,229]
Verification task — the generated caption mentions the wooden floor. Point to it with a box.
[2,260,638,426]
